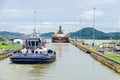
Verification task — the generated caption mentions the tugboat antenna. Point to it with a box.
[32,11,38,38]
[34,11,36,31]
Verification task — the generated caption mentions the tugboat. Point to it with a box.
[52,26,69,43]
[10,29,56,64]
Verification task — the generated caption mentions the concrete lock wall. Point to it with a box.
[70,41,120,73]
[0,52,13,60]
[91,52,120,73]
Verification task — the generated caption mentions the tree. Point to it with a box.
[0,37,5,41]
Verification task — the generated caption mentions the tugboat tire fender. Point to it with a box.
[48,50,53,53]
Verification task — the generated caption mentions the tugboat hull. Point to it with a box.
[10,50,56,64]
[11,58,56,64]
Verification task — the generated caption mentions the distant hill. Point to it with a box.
[41,32,54,38]
[1,27,120,40]
[40,27,120,40]
[0,31,25,37]
[69,27,120,40]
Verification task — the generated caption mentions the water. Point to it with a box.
[0,41,120,80]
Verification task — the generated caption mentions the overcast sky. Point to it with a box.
[0,0,120,34]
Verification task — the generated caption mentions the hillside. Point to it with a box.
[1,27,120,40]
[40,27,120,40]
[69,27,120,39]
[0,31,25,37]
[41,32,54,37]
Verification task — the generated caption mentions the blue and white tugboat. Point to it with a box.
[10,29,56,64]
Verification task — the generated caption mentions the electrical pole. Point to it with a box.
[92,8,95,47]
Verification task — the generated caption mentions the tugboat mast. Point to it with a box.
[32,11,38,38]
[34,11,36,31]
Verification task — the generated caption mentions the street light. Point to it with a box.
[79,19,82,40]
[92,8,95,47]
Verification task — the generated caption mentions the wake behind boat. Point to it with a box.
[10,29,56,64]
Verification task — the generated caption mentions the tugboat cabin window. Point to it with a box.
[36,41,39,46]
[27,41,39,47]
[31,41,35,46]
[26,38,41,47]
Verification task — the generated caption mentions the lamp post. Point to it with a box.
[75,25,77,44]
[92,8,95,47]
[79,19,82,40]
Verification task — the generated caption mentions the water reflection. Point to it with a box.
[0,42,120,80]
[52,43,69,57]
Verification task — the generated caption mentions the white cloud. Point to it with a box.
[40,22,54,25]
[96,23,120,32]
[116,16,120,24]
[85,0,118,6]
[0,21,120,34]
[3,9,19,13]
[0,9,33,18]
[79,9,106,20]
[0,22,56,34]
[0,0,120,33]
[61,22,79,25]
